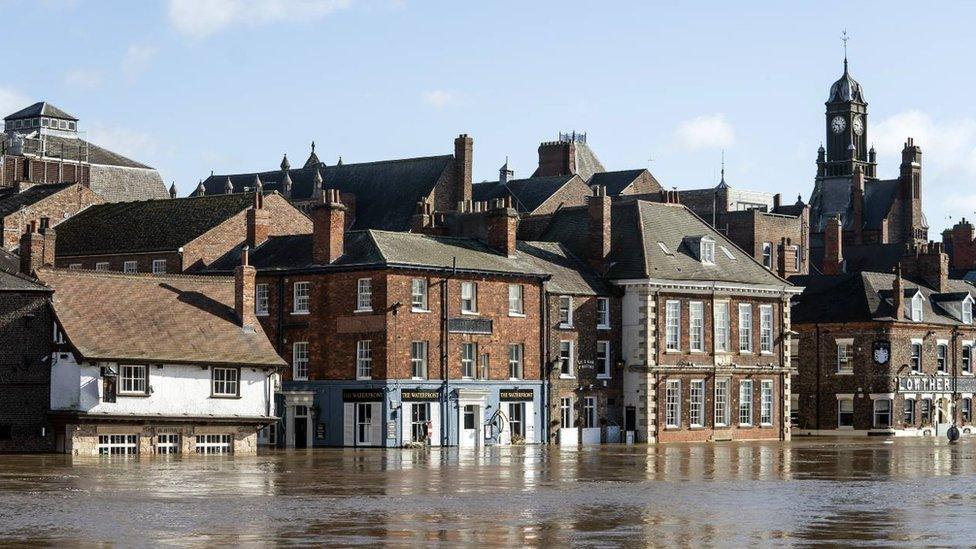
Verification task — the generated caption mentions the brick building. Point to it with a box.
[0,182,103,251]
[2,102,169,202]
[942,218,976,279]
[52,191,310,273]
[792,244,976,437]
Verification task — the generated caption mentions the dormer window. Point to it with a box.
[911,293,923,322]
[700,238,715,264]
[964,296,974,324]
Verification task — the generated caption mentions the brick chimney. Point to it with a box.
[235,246,258,331]
[39,217,56,268]
[454,134,473,205]
[852,166,865,245]
[946,218,976,271]
[588,185,611,272]
[892,263,904,320]
[245,192,269,249]
[19,223,44,277]
[659,189,681,204]
[823,215,843,275]
[411,200,432,232]
[901,241,949,292]
[486,196,518,257]
[535,140,575,177]
[312,189,346,265]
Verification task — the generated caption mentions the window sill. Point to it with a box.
[760,352,774,356]
[558,323,574,330]
[714,424,728,429]
[739,351,754,355]
[559,374,576,380]
[689,349,705,354]
[664,425,681,430]
[291,311,310,316]
[835,371,853,376]
[963,372,975,376]
[597,325,611,331]
[356,377,372,381]
[460,310,480,316]
[596,374,611,380]
[293,377,309,382]
[411,308,431,314]
[508,312,526,318]
[211,394,242,400]
[664,349,681,354]
[837,425,854,430]
[256,312,269,317]
[936,372,950,376]
[354,309,373,314]
[117,392,150,398]
[738,423,753,428]
[759,423,773,428]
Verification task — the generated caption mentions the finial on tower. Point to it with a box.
[841,29,849,71]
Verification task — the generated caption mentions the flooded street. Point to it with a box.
[2,438,976,546]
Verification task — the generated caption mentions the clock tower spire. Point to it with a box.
[819,31,876,180]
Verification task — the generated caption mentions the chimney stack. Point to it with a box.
[312,189,346,264]
[411,200,432,233]
[235,246,258,331]
[535,139,576,177]
[773,193,781,211]
[823,215,843,275]
[487,196,518,258]
[246,192,270,249]
[892,263,904,320]
[852,166,865,245]
[19,223,44,277]
[588,186,611,272]
[454,134,473,205]
[901,241,949,292]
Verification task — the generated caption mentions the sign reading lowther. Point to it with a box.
[896,376,976,393]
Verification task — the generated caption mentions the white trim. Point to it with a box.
[869,393,895,400]
[835,393,855,400]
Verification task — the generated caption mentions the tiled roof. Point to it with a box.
[519,241,610,295]
[36,134,151,169]
[88,164,170,202]
[0,183,74,218]
[5,102,77,121]
[55,193,259,256]
[0,248,18,274]
[589,169,654,196]
[38,268,285,367]
[808,242,905,275]
[570,141,606,181]
[0,252,49,291]
[472,175,580,214]
[809,176,902,233]
[198,155,454,231]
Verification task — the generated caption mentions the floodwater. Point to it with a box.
[1,439,976,547]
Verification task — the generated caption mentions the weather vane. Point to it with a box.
[841,30,849,61]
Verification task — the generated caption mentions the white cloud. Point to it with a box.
[167,0,352,38]
[64,68,102,90]
[675,114,735,150]
[122,45,157,81]
[0,87,31,118]
[422,90,454,108]
[86,123,160,163]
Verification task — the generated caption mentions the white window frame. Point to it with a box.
[759,305,773,354]
[119,364,147,395]
[596,340,611,378]
[411,341,427,379]
[715,378,730,427]
[95,262,110,271]
[123,261,137,273]
[690,379,705,428]
[760,380,773,425]
[910,340,922,373]
[559,340,574,378]
[461,342,477,379]
[596,297,610,329]
[903,397,915,425]
[665,300,681,352]
[195,434,232,455]
[411,278,428,312]
[356,278,372,312]
[790,245,801,272]
[964,297,974,325]
[508,344,523,380]
[98,434,139,455]
[738,304,753,353]
[738,379,753,426]
[68,263,82,270]
[873,398,892,428]
[911,293,923,322]
[700,238,715,264]
[461,282,478,314]
[761,242,773,269]
[508,284,524,316]
[152,259,166,274]
[156,433,180,455]
[293,281,310,314]
[963,342,974,374]
[838,397,855,428]
[689,301,704,352]
[583,396,597,429]
[665,380,681,428]
[558,295,573,327]
[560,396,574,428]
[255,283,269,316]
[356,340,373,380]
[937,341,949,373]
[292,342,309,380]
[714,301,730,353]
[356,402,373,445]
[836,338,854,374]
[211,367,239,397]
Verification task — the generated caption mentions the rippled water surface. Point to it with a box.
[2,438,976,547]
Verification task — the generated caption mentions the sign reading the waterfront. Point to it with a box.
[401,389,440,401]
[342,389,384,402]
[895,376,976,393]
[500,389,534,401]
[873,340,890,365]
[447,317,493,335]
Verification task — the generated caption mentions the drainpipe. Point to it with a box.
[542,288,551,444]
[815,324,822,430]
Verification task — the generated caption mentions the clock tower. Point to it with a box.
[818,56,877,179]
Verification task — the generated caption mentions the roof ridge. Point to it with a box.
[37,267,233,284]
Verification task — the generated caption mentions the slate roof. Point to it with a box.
[0,183,74,218]
[808,242,905,275]
[790,272,976,326]
[38,269,285,367]
[809,176,904,233]
[55,193,258,256]
[88,164,170,202]
[472,175,578,214]
[518,241,610,295]
[197,155,454,231]
[0,248,18,274]
[538,200,792,288]
[5,102,77,121]
[571,142,606,181]
[589,169,651,196]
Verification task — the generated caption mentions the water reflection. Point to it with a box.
[0,438,974,545]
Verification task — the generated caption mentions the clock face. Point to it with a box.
[831,116,846,134]
[852,116,864,136]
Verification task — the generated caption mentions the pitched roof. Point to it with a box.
[518,241,610,295]
[5,102,77,121]
[571,141,606,181]
[0,248,19,274]
[589,169,649,196]
[37,269,285,367]
[0,183,74,218]
[55,193,258,256]
[0,254,49,291]
[808,242,905,275]
[808,176,901,233]
[198,155,453,231]
[472,175,578,214]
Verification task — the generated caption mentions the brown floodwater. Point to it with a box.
[0,438,975,547]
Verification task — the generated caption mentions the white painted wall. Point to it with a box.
[621,284,644,410]
[50,352,274,419]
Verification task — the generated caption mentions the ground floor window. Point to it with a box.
[963,398,973,423]
[259,423,277,445]
[873,399,892,429]
[690,380,704,427]
[195,434,232,454]
[921,399,932,425]
[903,398,915,425]
[838,399,854,427]
[790,394,799,426]
[665,380,681,428]
[357,403,373,445]
[411,403,430,443]
[560,397,574,428]
[156,433,180,454]
[508,403,525,439]
[583,396,597,429]
[739,380,753,426]
[98,434,138,455]
[715,379,730,427]
[760,380,773,425]
[463,405,476,430]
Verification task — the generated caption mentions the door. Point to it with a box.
[460,404,480,448]
[294,405,308,449]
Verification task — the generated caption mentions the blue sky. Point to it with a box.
[5,0,976,233]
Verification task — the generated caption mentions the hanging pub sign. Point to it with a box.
[873,340,890,365]
[500,389,534,401]
[342,389,385,402]
[401,388,441,401]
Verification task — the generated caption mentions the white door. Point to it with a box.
[460,404,480,448]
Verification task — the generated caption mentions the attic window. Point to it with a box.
[657,242,673,256]
[911,293,923,322]
[964,297,973,325]
[700,238,715,264]
[721,246,736,260]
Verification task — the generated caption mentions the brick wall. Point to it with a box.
[0,290,53,452]
[55,251,182,273]
[1,155,90,188]
[0,183,103,251]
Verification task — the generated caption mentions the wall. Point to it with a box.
[0,290,53,452]
[0,184,103,251]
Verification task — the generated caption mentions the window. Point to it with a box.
[700,238,715,264]
[120,364,147,395]
[68,263,82,270]
[461,342,477,378]
[583,397,597,429]
[411,403,430,443]
[904,398,915,425]
[559,341,574,377]
[760,380,773,425]
[965,299,974,324]
[212,367,239,397]
[461,282,478,313]
[293,281,310,313]
[721,246,736,260]
[597,297,610,328]
[937,343,948,373]
[195,434,232,454]
[911,293,923,322]
[665,380,681,428]
[665,300,680,351]
[964,398,973,423]
[739,380,753,426]
[873,399,892,428]
[715,302,730,352]
[689,302,704,352]
[95,262,109,271]
[411,341,428,379]
[463,405,476,430]
[558,295,573,326]
[98,434,138,455]
[508,344,523,379]
[715,379,730,427]
[411,278,428,311]
[964,344,973,374]
[921,398,932,424]
[479,353,490,380]
[790,245,801,272]
[910,342,922,373]
[156,434,180,455]
[120,260,136,273]
[760,305,773,354]
[508,284,524,315]
[836,340,853,373]
[560,397,574,428]
[152,259,166,274]
[356,340,372,379]
[356,403,372,444]
[690,380,705,427]
[658,242,673,256]
[508,403,525,438]
[596,341,611,378]
[761,242,773,269]
[356,278,372,311]
[838,398,854,427]
[738,304,753,353]
[255,283,269,315]
[292,342,309,380]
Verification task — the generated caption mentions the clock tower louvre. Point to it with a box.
[818,57,877,180]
